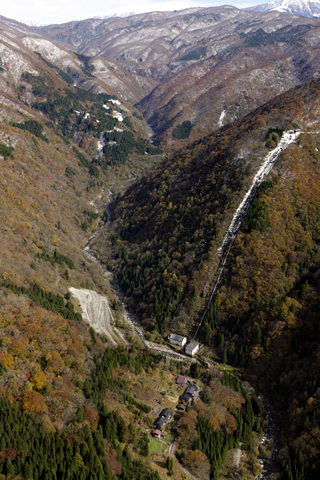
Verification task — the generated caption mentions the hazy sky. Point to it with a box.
[0,0,264,25]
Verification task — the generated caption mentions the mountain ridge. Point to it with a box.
[39,6,320,150]
[246,0,320,17]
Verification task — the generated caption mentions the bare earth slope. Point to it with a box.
[69,287,120,345]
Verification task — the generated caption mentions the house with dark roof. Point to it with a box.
[154,407,172,429]
[180,392,192,403]
[160,408,172,418]
[186,385,197,397]
[154,416,167,428]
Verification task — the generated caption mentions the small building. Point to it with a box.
[180,392,192,403]
[176,375,187,385]
[185,341,200,357]
[152,429,162,439]
[154,416,167,428]
[160,408,172,418]
[176,404,186,411]
[186,385,197,397]
[154,408,172,429]
[168,334,187,347]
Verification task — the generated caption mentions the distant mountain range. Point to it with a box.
[40,5,320,150]
[246,0,320,17]
[94,4,203,19]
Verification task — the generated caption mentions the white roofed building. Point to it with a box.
[185,341,200,357]
[168,334,187,347]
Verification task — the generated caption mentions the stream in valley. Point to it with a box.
[256,396,281,480]
[83,187,283,480]
[81,131,301,478]
[82,187,187,360]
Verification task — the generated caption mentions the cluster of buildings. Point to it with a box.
[150,338,203,440]
[167,334,200,356]
[152,377,201,434]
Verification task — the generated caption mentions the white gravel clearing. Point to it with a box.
[69,287,120,346]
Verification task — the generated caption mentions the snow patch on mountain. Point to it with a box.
[219,110,226,127]
[0,43,39,80]
[0,33,22,50]
[22,37,81,69]
[23,20,44,27]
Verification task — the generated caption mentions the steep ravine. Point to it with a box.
[256,396,281,480]
[72,187,188,360]
[73,131,301,479]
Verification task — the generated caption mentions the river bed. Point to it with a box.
[256,396,281,479]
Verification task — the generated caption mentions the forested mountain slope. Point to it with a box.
[93,77,320,477]
[0,16,192,480]
[136,11,320,150]
[40,6,315,82]
[95,77,320,479]
[96,78,319,336]
[0,15,155,108]
[0,13,163,294]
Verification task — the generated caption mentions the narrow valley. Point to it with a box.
[0,5,320,480]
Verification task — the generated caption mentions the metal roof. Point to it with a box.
[168,334,187,343]
[154,417,167,427]
[176,375,186,384]
[185,341,199,355]
[186,385,197,396]
[160,408,172,417]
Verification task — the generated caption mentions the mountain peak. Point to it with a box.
[245,0,320,17]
